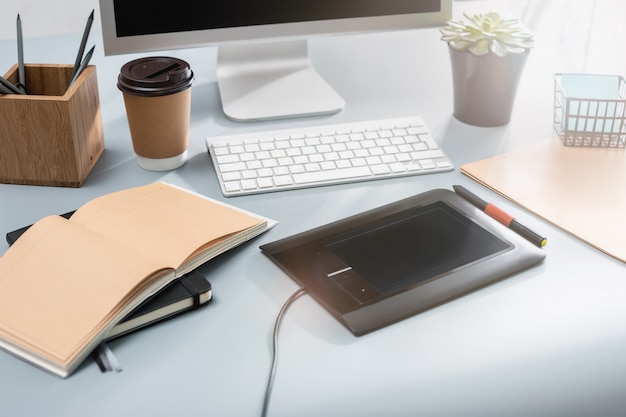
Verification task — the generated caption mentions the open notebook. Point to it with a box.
[0,182,274,377]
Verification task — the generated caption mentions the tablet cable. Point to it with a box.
[261,287,307,417]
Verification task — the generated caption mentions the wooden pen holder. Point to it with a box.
[0,64,104,187]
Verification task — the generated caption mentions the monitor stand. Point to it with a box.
[216,40,345,122]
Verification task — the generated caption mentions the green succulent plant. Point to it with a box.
[441,12,534,57]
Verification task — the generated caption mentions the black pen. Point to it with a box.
[16,14,26,93]
[70,10,94,82]
[453,185,547,248]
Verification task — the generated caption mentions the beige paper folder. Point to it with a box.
[461,137,626,263]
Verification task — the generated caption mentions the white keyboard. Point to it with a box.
[206,116,454,197]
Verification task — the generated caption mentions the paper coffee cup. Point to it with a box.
[118,57,194,171]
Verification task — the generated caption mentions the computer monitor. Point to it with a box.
[99,0,452,122]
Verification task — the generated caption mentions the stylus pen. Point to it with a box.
[453,185,547,248]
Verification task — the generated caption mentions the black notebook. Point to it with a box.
[5,212,213,340]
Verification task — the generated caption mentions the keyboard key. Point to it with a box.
[222,172,241,181]
[224,181,241,192]
[219,162,246,173]
[241,179,258,190]
[257,178,274,188]
[371,164,391,175]
[274,175,293,186]
[293,166,372,184]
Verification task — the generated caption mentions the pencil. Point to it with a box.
[16,14,26,93]
[67,45,95,89]
[0,74,25,95]
[0,82,13,95]
[70,10,94,81]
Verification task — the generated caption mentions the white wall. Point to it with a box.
[0,0,100,40]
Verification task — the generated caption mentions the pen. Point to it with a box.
[70,10,94,82]
[16,14,26,93]
[67,45,95,89]
[453,184,547,248]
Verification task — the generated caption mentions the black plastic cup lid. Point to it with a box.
[117,56,194,97]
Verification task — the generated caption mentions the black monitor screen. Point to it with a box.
[113,0,442,37]
[323,202,511,296]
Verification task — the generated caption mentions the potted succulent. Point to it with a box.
[440,12,534,126]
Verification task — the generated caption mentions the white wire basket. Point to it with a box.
[553,73,626,148]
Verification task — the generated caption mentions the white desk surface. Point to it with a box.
[1,1,626,416]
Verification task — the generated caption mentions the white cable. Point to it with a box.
[261,287,307,417]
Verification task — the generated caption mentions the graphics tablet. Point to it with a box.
[260,188,546,336]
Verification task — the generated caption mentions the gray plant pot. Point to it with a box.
[449,46,529,127]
